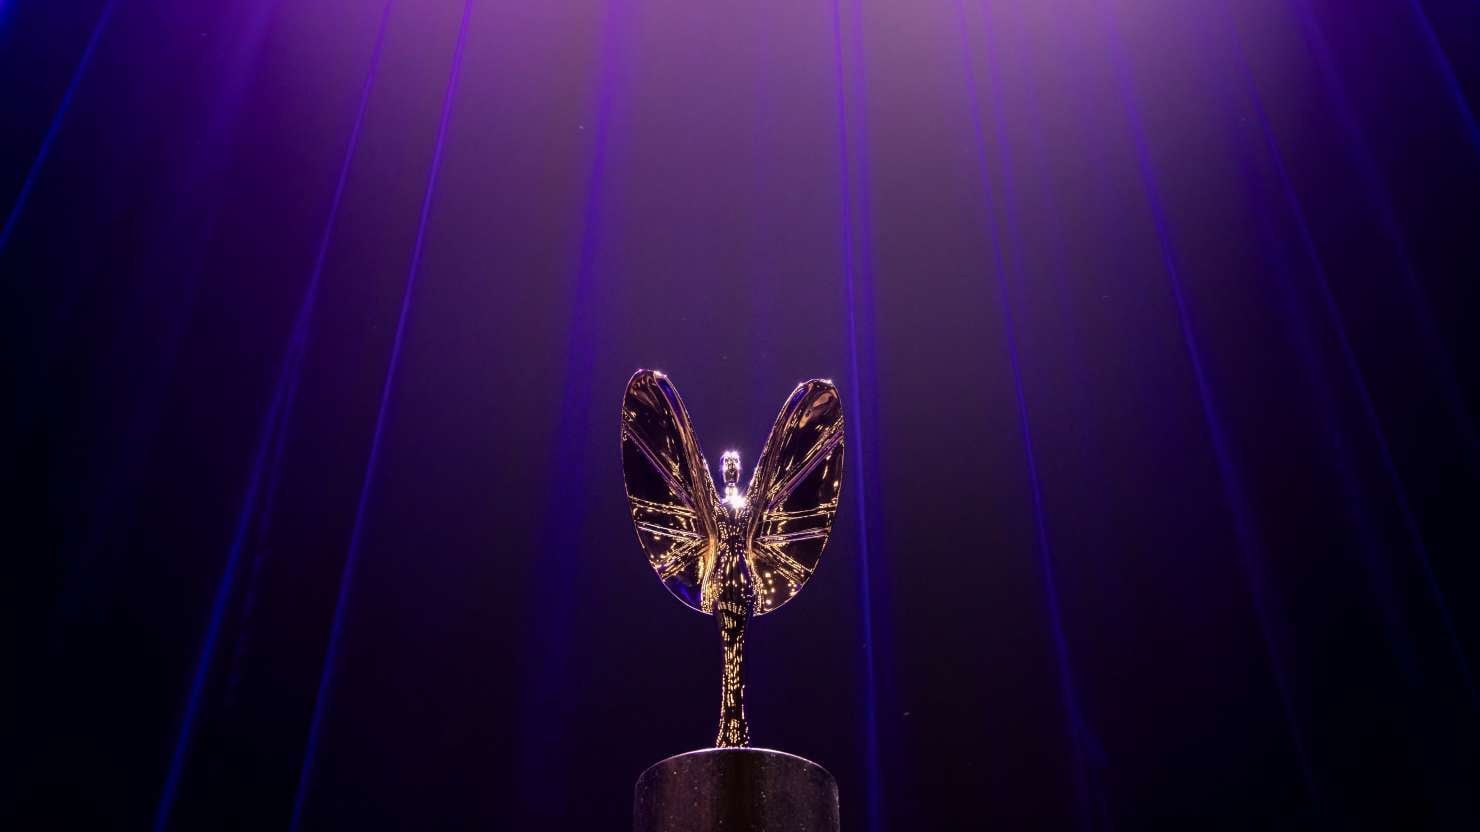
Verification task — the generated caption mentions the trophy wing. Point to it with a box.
[620,370,719,613]
[744,379,845,616]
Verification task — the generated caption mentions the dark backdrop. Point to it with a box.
[6,1,1480,829]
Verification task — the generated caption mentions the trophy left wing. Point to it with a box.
[620,370,719,613]
[745,379,845,616]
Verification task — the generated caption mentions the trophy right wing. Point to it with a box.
[620,370,719,613]
[743,379,845,616]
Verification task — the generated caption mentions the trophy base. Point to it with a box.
[633,747,839,831]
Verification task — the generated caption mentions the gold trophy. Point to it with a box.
[621,370,844,830]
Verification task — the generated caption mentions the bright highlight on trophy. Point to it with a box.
[620,369,845,748]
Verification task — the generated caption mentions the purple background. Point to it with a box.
[6,0,1480,828]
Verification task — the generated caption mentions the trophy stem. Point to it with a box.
[715,601,751,747]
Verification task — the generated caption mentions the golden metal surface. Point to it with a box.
[620,370,845,747]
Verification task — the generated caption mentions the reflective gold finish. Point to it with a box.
[620,370,845,748]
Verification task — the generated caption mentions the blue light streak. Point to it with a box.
[1220,0,1475,705]
[1,0,119,254]
[1098,0,1317,804]
[830,1,884,827]
[287,3,473,827]
[150,5,396,829]
[953,2,1094,826]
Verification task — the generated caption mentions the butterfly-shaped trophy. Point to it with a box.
[620,370,845,748]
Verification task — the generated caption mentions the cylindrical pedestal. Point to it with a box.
[634,748,839,832]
